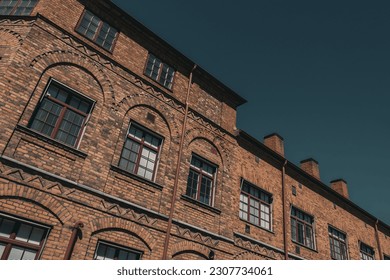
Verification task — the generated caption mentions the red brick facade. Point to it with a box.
[0,0,388,260]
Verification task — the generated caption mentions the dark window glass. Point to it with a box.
[360,242,375,260]
[329,226,348,260]
[0,215,48,260]
[239,180,272,230]
[119,123,162,181]
[291,207,315,249]
[94,241,141,260]
[29,81,93,147]
[185,155,216,206]
[384,255,390,260]
[0,0,38,16]
[76,10,118,51]
[145,54,175,89]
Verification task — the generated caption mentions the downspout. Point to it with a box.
[162,64,197,259]
[64,221,84,260]
[374,219,383,260]
[282,160,288,260]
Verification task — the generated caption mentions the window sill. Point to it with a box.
[180,195,221,215]
[239,218,274,234]
[15,125,88,159]
[292,240,318,253]
[110,165,164,191]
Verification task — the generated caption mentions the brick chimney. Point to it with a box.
[330,179,349,198]
[264,133,284,156]
[300,158,320,180]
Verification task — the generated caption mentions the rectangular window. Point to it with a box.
[0,0,38,15]
[0,214,49,260]
[328,226,348,260]
[76,10,118,51]
[94,241,141,260]
[186,155,217,206]
[239,180,272,230]
[291,207,315,249]
[118,123,162,181]
[145,53,175,89]
[384,254,390,260]
[360,242,375,260]
[29,80,93,147]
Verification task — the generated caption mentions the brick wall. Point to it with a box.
[0,0,388,260]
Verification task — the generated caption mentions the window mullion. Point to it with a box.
[93,20,104,41]
[9,0,22,15]
[51,106,67,139]
[196,172,202,201]
[1,243,12,260]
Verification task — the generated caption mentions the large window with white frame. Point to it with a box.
[186,154,217,206]
[239,180,272,230]
[0,0,38,16]
[291,207,315,249]
[118,123,162,181]
[94,241,142,260]
[0,214,49,260]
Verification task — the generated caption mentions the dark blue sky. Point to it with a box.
[113,0,390,225]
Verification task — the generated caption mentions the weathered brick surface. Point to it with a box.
[0,0,388,260]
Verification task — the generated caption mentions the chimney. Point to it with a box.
[330,179,349,198]
[264,133,284,156]
[300,158,320,180]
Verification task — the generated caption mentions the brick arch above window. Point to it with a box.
[89,217,156,252]
[116,94,181,142]
[29,50,114,103]
[171,241,211,260]
[0,28,24,46]
[0,182,73,225]
[184,127,231,170]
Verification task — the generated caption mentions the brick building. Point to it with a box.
[0,0,388,260]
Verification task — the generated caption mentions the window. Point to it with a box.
[76,10,118,51]
[186,155,217,206]
[291,207,315,249]
[239,180,272,230]
[328,226,348,260]
[360,242,375,260]
[384,254,390,260]
[0,0,38,15]
[29,80,93,147]
[119,123,162,181]
[145,53,175,89]
[0,214,49,260]
[94,241,141,260]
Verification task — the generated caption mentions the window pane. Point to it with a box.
[29,227,45,245]
[15,224,33,243]
[95,243,107,260]
[0,219,15,238]
[186,170,199,198]
[8,246,24,260]
[21,248,37,260]
[0,243,5,258]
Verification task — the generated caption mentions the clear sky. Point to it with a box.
[112,0,390,225]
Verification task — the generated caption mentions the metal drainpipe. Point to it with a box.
[374,219,383,260]
[282,160,289,260]
[64,221,84,260]
[162,64,197,260]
